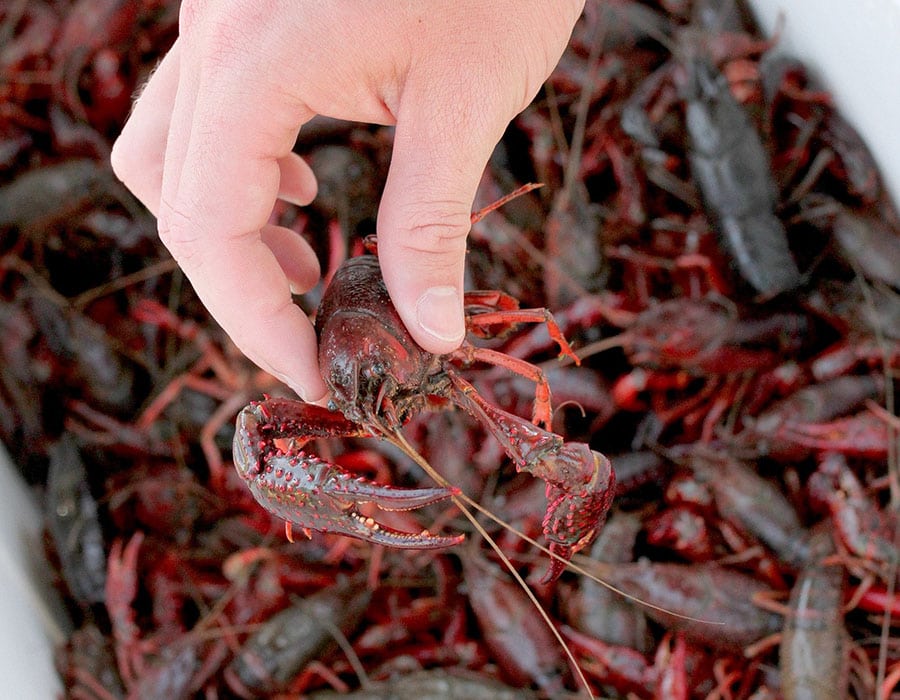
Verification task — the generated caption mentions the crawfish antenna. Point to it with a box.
[384,426,596,700]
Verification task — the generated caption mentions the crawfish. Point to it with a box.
[307,669,535,699]
[46,433,107,605]
[679,51,802,296]
[779,523,850,700]
[575,559,783,653]
[226,576,371,696]
[464,556,567,692]
[234,251,615,582]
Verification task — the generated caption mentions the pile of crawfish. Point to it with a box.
[2,0,899,698]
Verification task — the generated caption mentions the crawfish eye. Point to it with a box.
[326,359,360,406]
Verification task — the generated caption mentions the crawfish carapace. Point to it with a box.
[234,253,615,580]
[315,255,446,424]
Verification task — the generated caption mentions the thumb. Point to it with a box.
[377,95,507,355]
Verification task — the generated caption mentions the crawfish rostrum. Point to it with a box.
[2,0,899,697]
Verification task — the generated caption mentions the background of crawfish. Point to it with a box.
[1,0,899,698]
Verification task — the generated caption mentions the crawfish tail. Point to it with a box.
[464,559,567,693]
[692,451,810,567]
[564,511,652,651]
[308,669,535,699]
[717,215,802,296]
[46,434,107,605]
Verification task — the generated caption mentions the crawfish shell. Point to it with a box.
[315,255,405,337]
[314,254,439,419]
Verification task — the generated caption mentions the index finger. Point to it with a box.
[157,41,326,400]
[189,231,326,399]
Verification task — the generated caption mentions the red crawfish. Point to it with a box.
[233,249,615,582]
[808,452,898,572]
[463,556,567,692]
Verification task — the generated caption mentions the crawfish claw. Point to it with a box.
[249,452,462,549]
[234,403,464,549]
[540,446,615,583]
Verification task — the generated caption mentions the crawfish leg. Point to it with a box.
[448,373,560,466]
[106,532,145,687]
[464,305,580,365]
[470,346,553,428]
[452,345,555,428]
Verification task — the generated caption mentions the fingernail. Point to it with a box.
[273,372,306,400]
[280,192,313,207]
[416,286,465,343]
[288,384,308,401]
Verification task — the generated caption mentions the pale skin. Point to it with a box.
[111,0,585,401]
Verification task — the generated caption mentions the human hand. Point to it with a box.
[111,0,584,401]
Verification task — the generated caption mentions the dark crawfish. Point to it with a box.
[234,250,615,582]
[681,53,802,296]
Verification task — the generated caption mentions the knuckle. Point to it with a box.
[247,294,296,328]
[156,202,202,264]
[397,206,471,255]
[180,0,269,68]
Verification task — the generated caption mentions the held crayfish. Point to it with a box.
[233,244,614,582]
